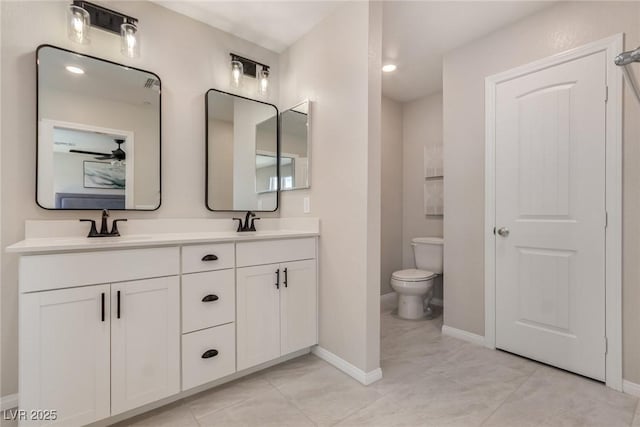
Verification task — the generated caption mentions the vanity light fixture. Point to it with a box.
[382,64,397,73]
[67,4,90,44]
[230,60,243,88]
[229,53,271,96]
[121,23,140,58]
[67,1,140,58]
[258,67,270,96]
[65,65,85,74]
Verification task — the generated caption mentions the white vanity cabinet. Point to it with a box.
[20,285,111,427]
[13,230,318,427]
[110,277,180,415]
[19,248,181,427]
[236,238,317,371]
[180,243,237,391]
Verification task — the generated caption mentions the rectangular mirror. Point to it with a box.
[206,89,279,212]
[36,45,161,210]
[280,100,310,191]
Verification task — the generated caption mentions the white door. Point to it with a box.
[237,264,281,370]
[20,285,110,426]
[111,277,180,414]
[280,260,317,354]
[494,51,607,380]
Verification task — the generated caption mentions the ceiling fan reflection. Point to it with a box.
[70,138,126,161]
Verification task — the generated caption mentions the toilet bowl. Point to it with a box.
[391,269,437,319]
[391,237,443,320]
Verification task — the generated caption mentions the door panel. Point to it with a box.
[20,285,110,427]
[236,264,280,370]
[281,260,317,354]
[494,51,607,381]
[111,276,180,414]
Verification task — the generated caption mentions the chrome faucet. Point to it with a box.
[80,210,128,237]
[233,211,260,232]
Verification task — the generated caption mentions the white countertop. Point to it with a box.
[6,218,320,254]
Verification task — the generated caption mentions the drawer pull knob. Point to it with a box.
[201,254,219,261]
[201,349,219,359]
[202,294,219,303]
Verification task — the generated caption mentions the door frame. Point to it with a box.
[484,34,623,390]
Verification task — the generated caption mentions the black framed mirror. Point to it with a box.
[206,89,279,212]
[36,45,161,210]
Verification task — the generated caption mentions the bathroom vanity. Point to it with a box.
[7,218,319,426]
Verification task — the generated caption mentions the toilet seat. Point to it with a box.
[391,268,436,282]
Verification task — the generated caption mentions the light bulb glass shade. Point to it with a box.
[67,5,90,44]
[258,68,270,96]
[230,60,243,88]
[121,23,140,58]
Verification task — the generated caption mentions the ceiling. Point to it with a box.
[151,1,343,53]
[382,1,554,102]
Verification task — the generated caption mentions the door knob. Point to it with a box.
[497,227,510,237]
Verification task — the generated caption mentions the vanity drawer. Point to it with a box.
[20,247,180,293]
[182,323,236,391]
[182,243,234,273]
[236,238,316,267]
[182,270,235,333]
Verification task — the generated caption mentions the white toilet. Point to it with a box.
[390,237,444,320]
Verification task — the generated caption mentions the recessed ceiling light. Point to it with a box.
[382,64,397,73]
[65,65,85,74]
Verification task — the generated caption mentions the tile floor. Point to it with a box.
[4,305,639,427]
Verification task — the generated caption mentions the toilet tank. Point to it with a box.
[412,237,444,274]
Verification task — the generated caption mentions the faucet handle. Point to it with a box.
[80,219,99,238]
[110,219,128,236]
[249,217,261,231]
[232,218,243,232]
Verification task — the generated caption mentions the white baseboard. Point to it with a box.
[311,346,382,385]
[623,380,640,397]
[0,393,18,411]
[441,325,485,346]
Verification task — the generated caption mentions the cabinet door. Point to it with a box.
[20,285,110,427]
[280,260,318,354]
[236,264,281,370]
[111,276,180,415]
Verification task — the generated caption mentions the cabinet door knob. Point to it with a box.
[201,349,219,359]
[201,294,219,303]
[283,268,288,288]
[201,254,219,261]
[275,269,280,289]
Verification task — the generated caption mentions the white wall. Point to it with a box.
[277,1,382,374]
[442,1,640,382]
[0,0,280,398]
[402,92,444,270]
[380,96,403,295]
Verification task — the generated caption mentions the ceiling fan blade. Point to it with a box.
[69,149,111,156]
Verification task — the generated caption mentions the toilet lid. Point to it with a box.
[392,269,436,282]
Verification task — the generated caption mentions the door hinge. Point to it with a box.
[605,336,608,354]
[605,85,609,103]
[605,211,609,229]
[493,226,496,235]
